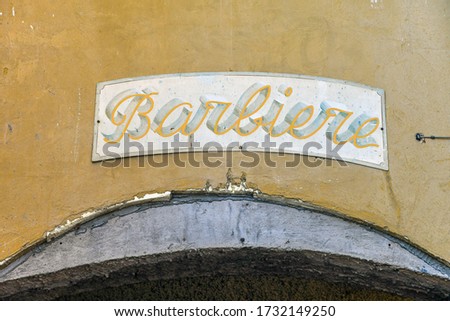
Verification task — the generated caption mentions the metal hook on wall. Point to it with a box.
[416,133,450,143]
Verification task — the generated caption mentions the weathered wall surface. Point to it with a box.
[0,0,449,264]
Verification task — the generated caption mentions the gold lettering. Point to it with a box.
[152,99,192,137]
[103,88,157,143]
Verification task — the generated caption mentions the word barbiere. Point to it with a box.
[102,82,380,149]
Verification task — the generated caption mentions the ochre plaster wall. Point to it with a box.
[0,0,449,264]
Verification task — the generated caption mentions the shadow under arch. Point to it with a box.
[0,192,449,300]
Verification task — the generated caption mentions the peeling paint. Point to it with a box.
[48,191,172,238]
[0,192,172,269]
[127,192,172,204]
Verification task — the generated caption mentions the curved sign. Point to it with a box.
[92,73,387,169]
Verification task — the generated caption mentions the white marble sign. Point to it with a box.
[92,73,388,170]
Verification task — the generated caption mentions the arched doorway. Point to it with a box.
[1,194,449,300]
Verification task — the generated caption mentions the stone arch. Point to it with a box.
[0,193,449,300]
